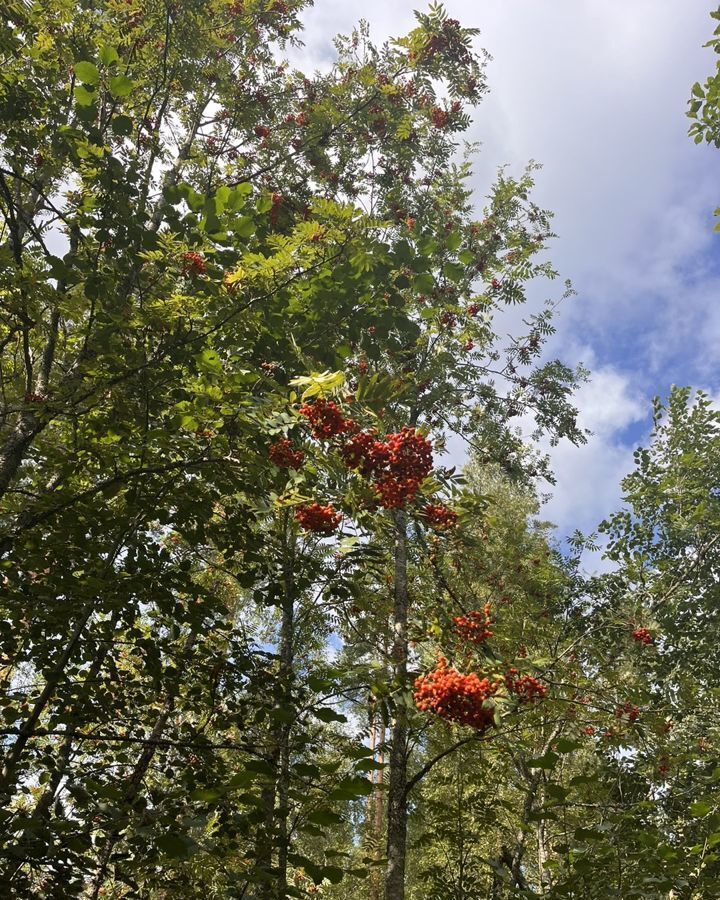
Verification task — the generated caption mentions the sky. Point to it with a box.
[290,0,720,553]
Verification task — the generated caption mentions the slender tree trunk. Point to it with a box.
[384,509,409,900]
[257,520,296,900]
[275,576,294,900]
[368,703,385,900]
[537,803,548,895]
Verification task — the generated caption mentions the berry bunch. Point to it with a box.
[374,427,433,509]
[453,605,493,644]
[299,398,355,439]
[505,669,547,702]
[181,251,206,276]
[268,439,304,469]
[632,627,653,645]
[423,503,458,530]
[414,657,499,731]
[615,702,640,723]
[430,107,449,129]
[295,503,342,535]
[341,430,389,475]
[341,426,433,509]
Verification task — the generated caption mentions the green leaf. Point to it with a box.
[109,74,134,98]
[156,833,196,858]
[111,115,133,136]
[554,738,582,754]
[527,751,559,770]
[322,866,344,885]
[74,60,99,85]
[306,809,343,826]
[446,230,462,251]
[690,800,714,817]
[313,707,347,724]
[412,273,435,294]
[443,261,464,283]
[99,45,119,67]
[74,86,96,107]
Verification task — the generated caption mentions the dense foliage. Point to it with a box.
[1,2,718,899]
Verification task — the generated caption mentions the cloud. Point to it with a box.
[543,367,646,533]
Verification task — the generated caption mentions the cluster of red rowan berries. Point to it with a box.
[632,627,653,645]
[504,669,547,702]
[299,398,354,439]
[268,439,304,469]
[414,657,499,731]
[467,303,480,317]
[338,425,433,508]
[583,725,596,736]
[341,429,387,474]
[373,427,434,508]
[430,107,449,129]
[615,702,640,723]
[423,503,458,530]
[181,251,206,276]
[452,605,493,643]
[294,502,342,535]
[269,192,283,225]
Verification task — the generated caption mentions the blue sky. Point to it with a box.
[292,1,720,547]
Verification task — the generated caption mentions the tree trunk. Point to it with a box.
[384,509,409,900]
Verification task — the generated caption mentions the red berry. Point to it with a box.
[181,251,206,276]
[453,605,493,644]
[295,502,342,535]
[423,503,458,530]
[299,398,355,440]
[268,438,304,469]
[414,657,500,731]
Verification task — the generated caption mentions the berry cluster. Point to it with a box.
[423,503,458,530]
[453,605,493,644]
[299,398,355,439]
[181,251,206,276]
[268,439,304,469]
[632,627,653,645]
[615,702,640,723]
[414,657,499,731]
[430,107,449,129]
[341,429,388,475]
[374,427,433,509]
[505,669,547,702]
[294,503,342,535]
[341,426,433,509]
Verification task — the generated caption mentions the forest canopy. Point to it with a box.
[1,1,719,898]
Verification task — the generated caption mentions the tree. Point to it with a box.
[688,4,720,228]
[0,2,587,897]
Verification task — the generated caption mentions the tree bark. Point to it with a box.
[384,509,409,900]
[275,534,295,900]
